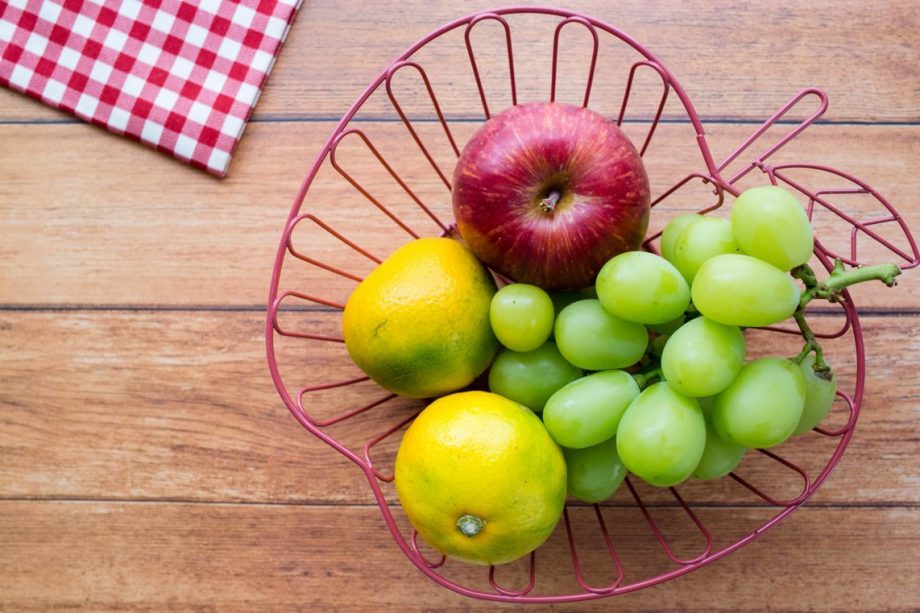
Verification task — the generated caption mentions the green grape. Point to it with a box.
[554,300,648,370]
[793,353,838,435]
[660,213,701,262]
[543,370,640,449]
[670,216,742,283]
[563,437,627,503]
[691,254,801,327]
[660,316,745,397]
[732,185,814,271]
[616,382,706,487]
[647,314,686,335]
[693,420,746,480]
[487,342,583,413]
[596,251,690,324]
[490,283,555,352]
[711,357,806,448]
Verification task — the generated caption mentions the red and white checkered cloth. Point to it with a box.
[0,0,301,176]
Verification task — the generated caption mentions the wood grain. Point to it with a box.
[2,310,917,506]
[1,121,917,307]
[1,501,918,611]
[0,0,917,123]
[1,1,918,609]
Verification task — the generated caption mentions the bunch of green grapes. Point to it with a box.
[485,185,900,504]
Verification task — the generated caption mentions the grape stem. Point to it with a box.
[632,368,662,390]
[793,260,901,306]
[790,309,830,377]
[788,259,901,378]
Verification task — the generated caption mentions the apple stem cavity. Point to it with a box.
[456,514,484,537]
[539,190,562,214]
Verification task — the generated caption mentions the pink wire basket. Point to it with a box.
[265,7,919,603]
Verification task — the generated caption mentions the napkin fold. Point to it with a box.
[0,0,301,176]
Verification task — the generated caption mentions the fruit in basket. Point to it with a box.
[394,391,566,566]
[553,299,647,370]
[659,213,700,262]
[563,436,628,503]
[692,419,747,480]
[615,382,706,487]
[732,185,814,271]
[711,357,806,448]
[490,283,555,351]
[452,101,651,291]
[691,254,801,327]
[342,237,497,398]
[668,216,742,283]
[595,251,690,324]
[487,342,582,412]
[543,370,640,449]
[793,354,838,435]
[660,316,746,397]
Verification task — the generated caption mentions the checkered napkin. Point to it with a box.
[0,0,301,176]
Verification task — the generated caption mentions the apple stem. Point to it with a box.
[540,190,562,213]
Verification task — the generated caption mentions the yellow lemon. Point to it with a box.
[395,391,567,566]
[342,237,498,398]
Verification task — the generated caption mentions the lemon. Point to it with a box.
[395,391,567,566]
[342,237,498,398]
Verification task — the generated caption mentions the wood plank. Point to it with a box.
[0,501,917,611]
[1,311,917,505]
[0,1,917,123]
[1,121,918,307]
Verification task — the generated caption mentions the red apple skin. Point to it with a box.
[452,102,651,291]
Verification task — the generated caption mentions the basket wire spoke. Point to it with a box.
[329,129,435,239]
[464,13,516,119]
[814,391,858,437]
[550,16,599,107]
[618,60,670,156]
[270,291,345,343]
[362,409,420,482]
[286,213,381,281]
[717,88,828,190]
[624,478,714,566]
[488,552,537,597]
[563,505,625,594]
[728,449,812,507]
[410,530,448,569]
[385,60,459,195]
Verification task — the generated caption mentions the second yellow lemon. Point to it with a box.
[395,391,567,565]
[342,237,498,398]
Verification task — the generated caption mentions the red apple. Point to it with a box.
[452,102,651,291]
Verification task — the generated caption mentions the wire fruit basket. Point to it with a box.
[265,7,919,603]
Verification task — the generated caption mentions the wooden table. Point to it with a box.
[2,1,918,610]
